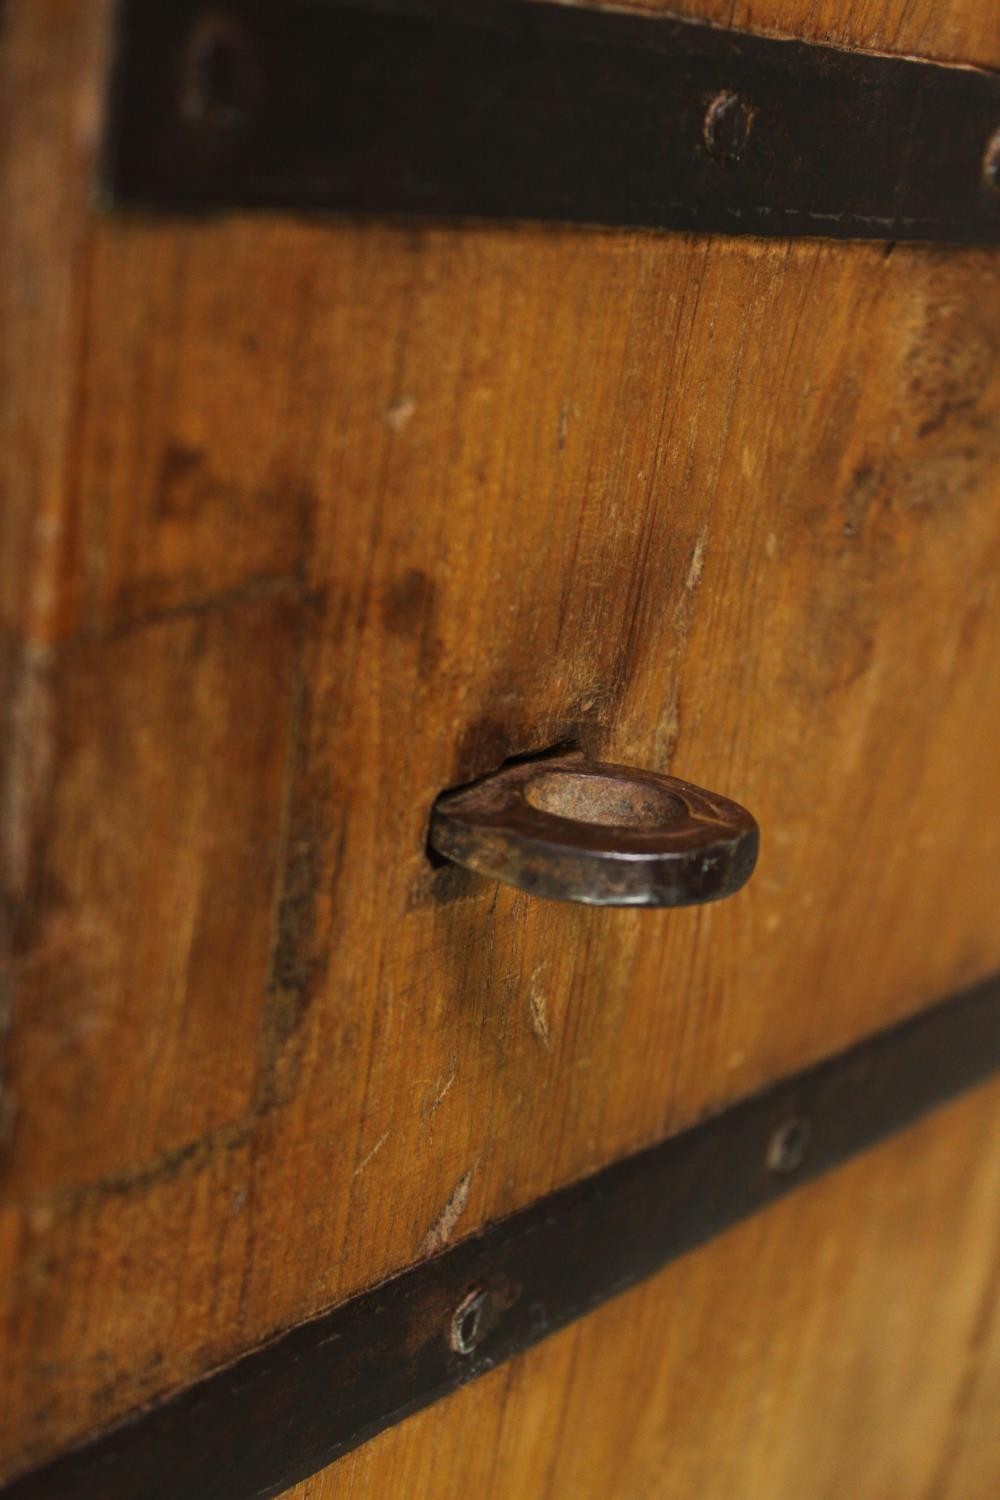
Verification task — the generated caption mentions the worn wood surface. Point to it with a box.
[575,0,1000,70]
[7,982,996,1500]
[2,0,1000,1488]
[286,1079,1000,1500]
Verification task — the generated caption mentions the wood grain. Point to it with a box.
[2,0,1000,1487]
[0,0,111,648]
[570,0,1000,70]
[6,596,302,1189]
[285,1079,1000,1500]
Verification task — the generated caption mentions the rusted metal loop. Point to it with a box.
[429,754,758,907]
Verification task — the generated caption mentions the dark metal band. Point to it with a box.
[103,0,1000,243]
[4,973,999,1500]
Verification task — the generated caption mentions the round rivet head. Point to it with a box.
[983,127,1000,191]
[767,1117,811,1174]
[179,12,258,130]
[450,1289,490,1355]
[704,90,755,161]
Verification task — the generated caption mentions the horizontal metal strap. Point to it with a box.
[5,971,999,1500]
[103,0,1000,243]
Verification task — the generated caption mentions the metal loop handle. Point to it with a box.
[429,754,758,907]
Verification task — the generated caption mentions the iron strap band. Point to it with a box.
[104,0,1000,243]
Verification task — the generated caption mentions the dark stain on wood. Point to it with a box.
[382,568,442,679]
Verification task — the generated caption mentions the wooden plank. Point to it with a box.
[2,975,997,1499]
[571,0,1000,71]
[4,215,1000,1483]
[284,1076,1000,1500]
[4,211,1000,1481]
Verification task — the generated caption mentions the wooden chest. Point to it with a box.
[2,2,999,1496]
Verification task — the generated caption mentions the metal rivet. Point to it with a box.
[449,1289,489,1355]
[179,13,256,129]
[703,90,755,161]
[984,128,1000,191]
[767,1117,811,1174]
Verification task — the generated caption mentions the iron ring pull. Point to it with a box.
[429,753,758,908]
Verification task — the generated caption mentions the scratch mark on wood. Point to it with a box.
[423,1068,457,1120]
[353,1131,390,1177]
[385,395,416,432]
[420,1164,477,1256]
[685,532,707,592]
[528,973,553,1052]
